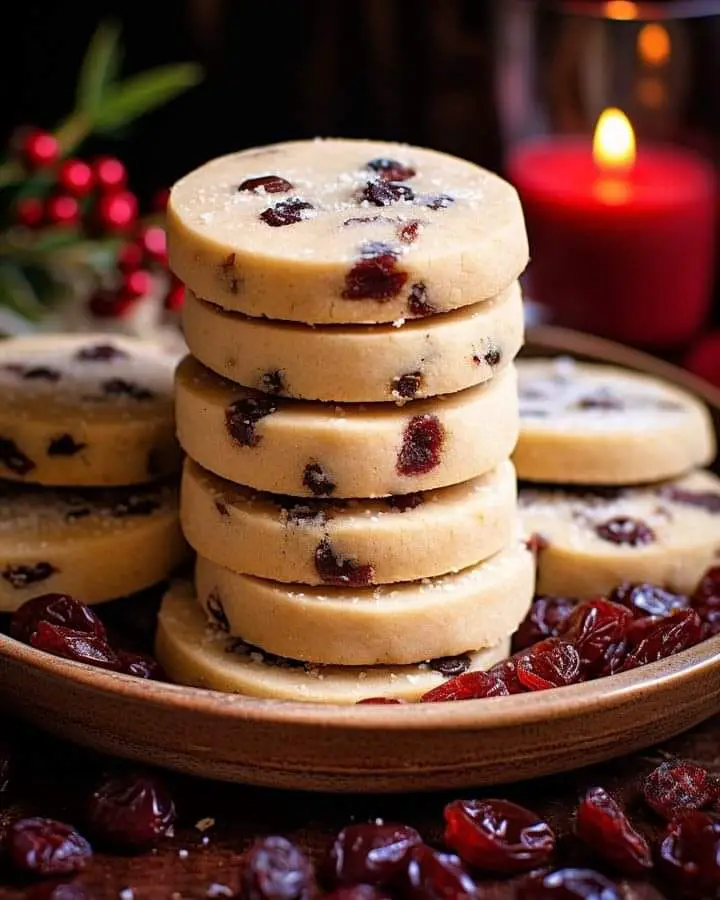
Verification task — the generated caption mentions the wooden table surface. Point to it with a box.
[0,710,717,899]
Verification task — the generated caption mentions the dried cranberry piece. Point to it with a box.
[429,655,471,677]
[397,844,478,900]
[594,517,655,546]
[356,697,405,705]
[260,199,314,227]
[225,396,278,447]
[11,593,106,643]
[102,378,153,401]
[31,622,121,670]
[516,868,621,900]
[560,599,633,676]
[314,540,375,587]
[366,158,416,182]
[47,434,86,456]
[691,566,720,637]
[386,493,424,512]
[643,760,718,820]
[23,366,61,381]
[261,371,286,395]
[512,596,578,653]
[239,175,293,194]
[396,415,445,477]
[324,888,391,900]
[619,609,703,671]
[473,346,501,367]
[443,799,555,874]
[111,495,160,517]
[392,372,423,400]
[25,884,94,900]
[608,582,688,618]
[407,283,435,317]
[525,533,550,555]
[325,822,422,886]
[398,221,421,244]
[4,817,92,876]
[416,194,454,210]
[575,787,651,875]
[219,253,242,294]
[0,436,35,475]
[363,181,415,206]
[659,486,720,513]
[75,343,128,361]
[575,391,623,411]
[516,638,582,691]
[303,463,336,497]
[420,672,508,703]
[206,590,229,631]
[87,772,176,849]
[3,561,57,589]
[343,242,408,301]
[487,657,527,695]
[242,836,313,900]
[657,812,720,898]
[117,651,166,680]
[623,616,662,650]
[343,215,399,227]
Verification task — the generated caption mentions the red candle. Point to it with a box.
[507,109,716,349]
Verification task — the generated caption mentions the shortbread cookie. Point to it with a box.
[182,282,524,403]
[194,540,535,665]
[0,334,181,486]
[520,469,720,597]
[167,138,528,324]
[181,458,517,585]
[175,356,519,498]
[514,357,715,484]
[0,480,187,610]
[156,581,511,703]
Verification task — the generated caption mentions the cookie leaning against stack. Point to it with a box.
[515,356,719,597]
[0,335,187,610]
[158,137,536,703]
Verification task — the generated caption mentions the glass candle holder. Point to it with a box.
[494,0,719,351]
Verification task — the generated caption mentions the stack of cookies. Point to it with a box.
[157,138,536,703]
[516,357,720,597]
[0,334,187,611]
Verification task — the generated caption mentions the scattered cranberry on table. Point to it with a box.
[87,772,176,849]
[574,787,652,876]
[3,817,92,876]
[241,836,314,900]
[643,760,719,820]
[324,823,422,886]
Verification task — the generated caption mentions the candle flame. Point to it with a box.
[593,108,636,171]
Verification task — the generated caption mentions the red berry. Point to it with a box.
[163,280,185,312]
[11,593,106,644]
[137,225,168,264]
[96,191,138,231]
[57,159,94,196]
[643,760,718,820]
[122,269,153,298]
[517,868,621,899]
[516,638,583,690]
[15,197,44,227]
[117,241,145,273]
[4,817,92,875]
[397,845,478,900]
[420,671,508,703]
[31,621,121,671]
[325,823,422,886]
[356,697,405,705]
[93,155,127,192]
[21,129,59,169]
[575,787,652,876]
[242,836,314,900]
[45,195,80,227]
[87,773,176,849]
[657,812,720,898]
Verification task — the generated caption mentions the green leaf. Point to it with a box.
[0,261,46,322]
[76,19,123,116]
[93,63,203,133]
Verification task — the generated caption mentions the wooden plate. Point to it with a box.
[1,326,718,793]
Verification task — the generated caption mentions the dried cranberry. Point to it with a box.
[261,371,286,395]
[386,493,424,512]
[31,622,120,670]
[363,181,415,206]
[219,253,242,294]
[517,868,621,899]
[325,822,422,886]
[657,812,720,898]
[397,844,478,900]
[225,396,278,447]
[691,566,720,637]
[343,215,399,227]
[356,698,405,705]
[75,343,128,361]
[11,593,107,644]
[575,391,623,411]
[117,651,166,680]
[623,616,663,649]
[443,799,555,874]
[416,194,454,210]
[25,884,94,900]
[658,486,720,514]
[314,540,375,587]
[643,760,718,820]
[47,434,86,456]
[575,787,651,875]
[619,609,703,671]
[392,372,423,399]
[4,817,92,876]
[324,888,391,900]
[102,378,153,401]
[560,599,633,676]
[396,415,444,477]
[215,500,230,517]
[516,638,582,691]
[608,583,688,618]
[429,655,471,677]
[343,243,408,301]
[23,366,61,381]
[260,199,314,227]
[87,773,176,849]
[594,517,655,546]
[0,436,35,475]
[2,561,57,589]
[407,283,435,317]
[421,671,508,703]
[206,591,229,630]
[303,463,335,496]
[366,158,416,182]
[242,836,313,900]
[239,175,293,194]
[512,596,578,653]
[473,346,501,367]
[487,657,527,695]
[399,221,421,244]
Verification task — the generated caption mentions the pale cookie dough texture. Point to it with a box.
[520,469,720,597]
[181,458,518,585]
[0,480,187,610]
[182,282,524,403]
[156,581,512,703]
[0,334,182,486]
[167,138,529,324]
[194,539,535,665]
[175,356,519,498]
[514,357,715,485]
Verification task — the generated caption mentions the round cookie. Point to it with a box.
[181,458,518,585]
[182,282,524,402]
[175,355,519,498]
[167,138,528,324]
[0,480,187,610]
[514,357,716,485]
[194,539,535,665]
[156,581,512,704]
[519,469,720,597]
[0,334,182,486]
